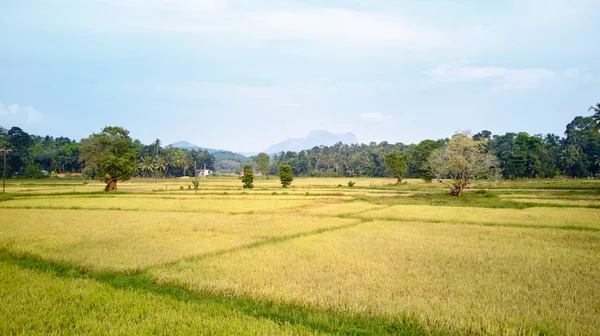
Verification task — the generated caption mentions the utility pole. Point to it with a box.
[194,161,198,195]
[1,149,13,193]
[203,164,206,179]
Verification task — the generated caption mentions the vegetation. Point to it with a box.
[384,150,409,184]
[80,126,137,191]
[428,133,499,196]
[278,164,294,188]
[0,177,599,334]
[241,164,254,189]
[1,105,599,183]
[253,153,270,178]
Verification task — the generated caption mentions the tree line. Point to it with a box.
[260,112,600,179]
[0,126,215,180]
[1,104,598,186]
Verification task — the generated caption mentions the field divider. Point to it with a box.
[0,247,441,336]
[338,214,600,232]
[153,220,365,270]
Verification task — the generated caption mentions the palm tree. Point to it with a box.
[138,156,153,177]
[173,150,189,177]
[154,157,166,179]
[589,103,600,132]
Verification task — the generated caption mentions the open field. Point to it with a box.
[1,177,600,335]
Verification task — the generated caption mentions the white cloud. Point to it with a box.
[424,64,557,91]
[360,112,392,121]
[78,0,488,51]
[0,102,43,124]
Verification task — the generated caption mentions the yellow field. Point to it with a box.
[0,263,323,335]
[1,177,599,335]
[152,221,600,335]
[356,204,600,230]
[0,209,357,271]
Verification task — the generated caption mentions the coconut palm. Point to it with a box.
[138,156,153,177]
[589,103,600,131]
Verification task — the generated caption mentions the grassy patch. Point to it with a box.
[0,249,436,336]
[0,209,357,272]
[152,221,600,335]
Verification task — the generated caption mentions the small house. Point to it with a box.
[197,169,210,177]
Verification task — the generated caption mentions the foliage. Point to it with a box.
[278,164,294,188]
[348,181,356,187]
[241,164,254,189]
[80,126,136,191]
[253,153,271,178]
[590,103,600,132]
[428,133,499,197]
[410,140,440,182]
[23,164,45,179]
[384,150,409,184]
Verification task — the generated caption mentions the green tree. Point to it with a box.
[253,153,270,178]
[590,103,600,132]
[80,126,136,191]
[411,140,440,182]
[384,150,409,184]
[241,164,254,188]
[427,133,499,197]
[278,164,294,188]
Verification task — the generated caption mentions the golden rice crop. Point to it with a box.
[0,209,357,271]
[280,202,386,216]
[357,204,600,229]
[0,262,323,335]
[152,221,600,335]
[0,196,314,214]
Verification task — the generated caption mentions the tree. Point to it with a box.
[278,164,294,188]
[590,103,600,132]
[80,126,136,191]
[427,133,499,197]
[241,164,254,188]
[410,140,440,182]
[384,150,409,184]
[253,153,271,178]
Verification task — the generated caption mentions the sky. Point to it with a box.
[0,0,599,152]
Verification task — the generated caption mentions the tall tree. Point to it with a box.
[590,103,600,132]
[253,153,271,178]
[80,126,136,191]
[384,150,409,184]
[410,140,440,182]
[427,133,499,197]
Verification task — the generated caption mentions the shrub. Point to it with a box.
[242,164,254,189]
[348,181,356,187]
[278,164,293,188]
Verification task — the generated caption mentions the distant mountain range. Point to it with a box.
[168,130,358,157]
[264,131,358,154]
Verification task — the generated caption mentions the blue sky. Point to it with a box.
[0,0,598,152]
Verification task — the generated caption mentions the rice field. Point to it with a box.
[1,177,599,335]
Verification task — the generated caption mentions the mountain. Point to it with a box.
[265,131,358,154]
[168,141,250,166]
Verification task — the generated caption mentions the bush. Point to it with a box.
[241,164,254,189]
[180,186,184,190]
[23,164,45,179]
[65,172,72,179]
[348,181,356,187]
[278,164,293,188]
